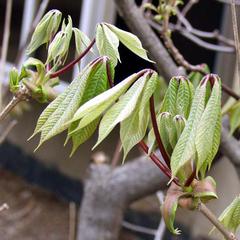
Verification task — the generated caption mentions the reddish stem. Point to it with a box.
[139,141,179,185]
[149,96,171,168]
[184,168,196,187]
[50,38,96,78]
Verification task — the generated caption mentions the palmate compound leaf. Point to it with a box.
[30,57,107,149]
[66,59,109,155]
[70,72,142,131]
[195,77,221,177]
[104,23,154,63]
[93,72,151,149]
[96,23,120,71]
[170,79,208,182]
[120,72,160,160]
[210,195,240,235]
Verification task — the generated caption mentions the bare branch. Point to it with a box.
[15,0,50,65]
[0,0,13,109]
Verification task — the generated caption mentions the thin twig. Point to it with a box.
[198,202,237,240]
[149,96,171,168]
[68,202,77,240]
[50,39,96,78]
[111,139,122,167]
[138,140,179,185]
[215,0,240,5]
[230,0,240,86]
[0,119,17,144]
[15,0,50,65]
[0,0,13,110]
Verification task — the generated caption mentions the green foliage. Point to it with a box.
[170,75,221,182]
[227,101,240,134]
[31,57,108,148]
[211,196,240,235]
[96,24,120,70]
[46,16,73,65]
[105,23,153,63]
[27,10,62,55]
[120,72,160,159]
[9,67,20,93]
[73,28,92,56]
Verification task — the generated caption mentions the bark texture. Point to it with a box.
[77,157,167,240]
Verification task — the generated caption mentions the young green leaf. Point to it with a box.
[31,57,106,148]
[71,72,141,130]
[195,76,221,177]
[211,196,240,235]
[46,16,73,65]
[96,23,120,69]
[27,10,62,54]
[68,117,100,157]
[170,79,207,181]
[66,58,109,154]
[176,78,194,118]
[120,72,160,159]
[94,73,149,148]
[160,77,179,115]
[9,67,19,93]
[105,23,154,62]
[173,115,186,140]
[73,28,93,56]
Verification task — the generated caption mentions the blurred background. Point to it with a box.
[0,0,239,239]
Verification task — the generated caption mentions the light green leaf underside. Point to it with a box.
[73,27,93,56]
[105,23,154,63]
[94,74,149,149]
[120,72,159,159]
[96,24,120,69]
[211,196,240,234]
[195,80,221,177]
[32,59,104,148]
[71,73,140,129]
[170,82,207,179]
[26,10,62,55]
[68,117,100,157]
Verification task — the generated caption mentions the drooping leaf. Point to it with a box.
[71,72,141,129]
[192,176,218,202]
[120,72,160,159]
[46,16,73,65]
[31,58,105,148]
[73,27,93,56]
[94,73,149,148]
[96,23,120,70]
[68,117,100,157]
[170,79,207,181]
[173,115,186,140]
[105,23,154,62]
[195,77,221,177]
[66,58,109,153]
[161,183,186,235]
[27,10,62,54]
[211,196,240,235]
